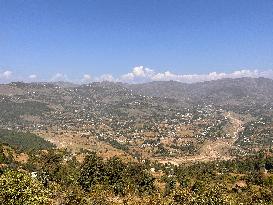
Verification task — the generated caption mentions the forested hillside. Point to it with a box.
[1,144,273,204]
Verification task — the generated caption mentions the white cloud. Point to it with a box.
[119,66,273,83]
[95,74,115,82]
[119,66,155,83]
[120,73,135,81]
[1,67,273,84]
[81,74,92,83]
[132,66,154,77]
[29,74,37,79]
[0,70,13,79]
[50,73,68,82]
[132,66,145,77]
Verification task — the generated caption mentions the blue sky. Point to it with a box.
[0,0,273,83]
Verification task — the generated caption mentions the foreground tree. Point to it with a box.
[0,170,50,205]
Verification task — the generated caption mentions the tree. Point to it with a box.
[78,152,105,191]
[0,170,50,205]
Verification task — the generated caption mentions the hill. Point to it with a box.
[1,77,273,204]
[0,77,272,161]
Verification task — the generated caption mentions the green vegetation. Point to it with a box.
[0,129,55,152]
[0,99,50,124]
[0,170,50,205]
[78,153,154,195]
[1,144,273,204]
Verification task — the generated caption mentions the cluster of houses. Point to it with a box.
[2,82,272,159]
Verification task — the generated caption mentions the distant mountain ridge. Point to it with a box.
[2,77,273,106]
[127,77,273,105]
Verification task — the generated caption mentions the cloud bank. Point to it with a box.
[118,66,273,83]
[1,66,273,84]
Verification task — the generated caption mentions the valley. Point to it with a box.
[1,78,273,204]
[1,78,273,163]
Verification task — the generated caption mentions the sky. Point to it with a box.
[0,0,273,83]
